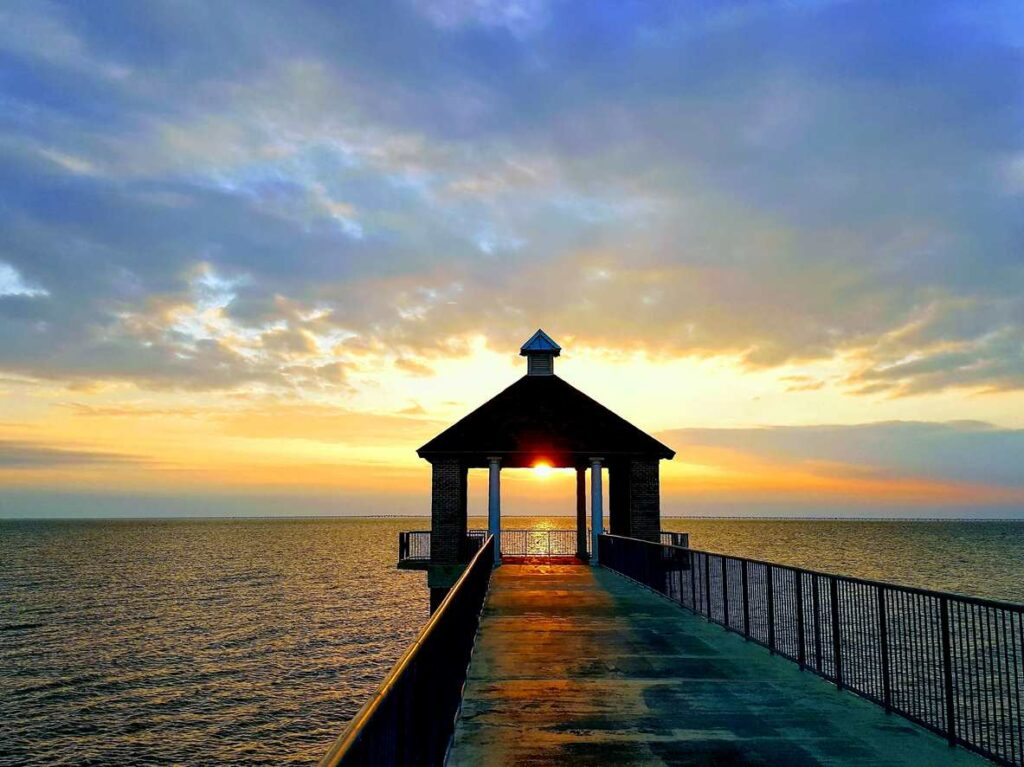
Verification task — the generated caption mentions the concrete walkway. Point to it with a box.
[449,563,989,766]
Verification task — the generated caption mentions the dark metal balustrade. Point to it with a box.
[499,528,580,557]
[660,531,689,549]
[398,528,689,565]
[599,533,1024,767]
[399,528,590,563]
[320,536,495,767]
[397,530,486,566]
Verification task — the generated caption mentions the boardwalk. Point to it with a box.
[449,564,989,767]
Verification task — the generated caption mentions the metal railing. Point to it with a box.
[599,534,1024,767]
[398,529,688,564]
[320,536,495,767]
[399,529,586,561]
[398,530,486,563]
[397,530,431,561]
[660,531,689,549]
[499,529,581,557]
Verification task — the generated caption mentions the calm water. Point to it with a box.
[657,517,1024,602]
[0,519,428,767]
[2,517,1023,766]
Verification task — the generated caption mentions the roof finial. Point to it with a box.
[520,329,560,376]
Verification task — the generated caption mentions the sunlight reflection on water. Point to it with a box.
[1,519,428,766]
[2,516,1022,765]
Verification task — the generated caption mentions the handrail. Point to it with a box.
[320,536,495,767]
[599,533,1024,767]
[633,536,1023,612]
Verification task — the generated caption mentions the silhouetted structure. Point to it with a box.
[417,330,674,584]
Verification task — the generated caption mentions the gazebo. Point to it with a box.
[418,330,675,570]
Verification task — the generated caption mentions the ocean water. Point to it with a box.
[0,519,428,766]
[2,517,1023,766]
[657,517,1024,602]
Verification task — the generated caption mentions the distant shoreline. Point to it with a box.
[3,514,1023,522]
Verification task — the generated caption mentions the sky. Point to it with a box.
[1,0,1023,518]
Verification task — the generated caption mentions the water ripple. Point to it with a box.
[0,518,429,766]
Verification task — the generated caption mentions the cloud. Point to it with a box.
[658,421,1024,491]
[0,440,145,468]
[0,262,48,298]
[410,0,553,36]
[0,0,1020,398]
[217,405,446,445]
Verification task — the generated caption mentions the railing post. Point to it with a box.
[766,565,776,654]
[813,576,823,672]
[690,551,697,611]
[878,586,892,713]
[675,550,685,605]
[796,570,806,670]
[940,596,957,746]
[704,553,712,618]
[830,577,843,690]
[741,559,750,639]
[721,556,730,630]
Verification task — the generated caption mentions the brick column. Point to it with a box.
[608,461,631,537]
[590,458,604,565]
[575,466,588,560]
[628,459,661,542]
[430,457,468,563]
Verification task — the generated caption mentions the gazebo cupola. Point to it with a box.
[418,330,675,576]
[520,329,560,376]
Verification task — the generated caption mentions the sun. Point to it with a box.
[532,459,553,479]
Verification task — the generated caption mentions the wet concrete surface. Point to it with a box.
[448,563,989,766]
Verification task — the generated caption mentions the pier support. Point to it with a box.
[488,457,501,565]
[590,458,603,565]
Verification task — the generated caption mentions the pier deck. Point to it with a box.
[449,563,988,767]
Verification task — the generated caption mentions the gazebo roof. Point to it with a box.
[417,374,675,468]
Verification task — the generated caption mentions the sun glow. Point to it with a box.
[532,460,553,479]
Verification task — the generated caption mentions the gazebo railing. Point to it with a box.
[398,530,487,564]
[399,529,582,562]
[399,528,689,565]
[500,529,580,557]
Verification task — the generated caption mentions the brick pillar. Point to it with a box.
[430,458,468,563]
[628,459,661,542]
[575,466,588,559]
[608,461,631,537]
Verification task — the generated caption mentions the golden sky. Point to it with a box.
[3,340,1024,517]
[1,2,1023,517]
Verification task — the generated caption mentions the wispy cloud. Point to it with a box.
[0,440,145,468]
[659,421,1024,491]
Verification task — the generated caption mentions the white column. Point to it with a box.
[487,457,501,565]
[590,457,603,565]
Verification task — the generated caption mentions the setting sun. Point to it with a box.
[532,460,553,479]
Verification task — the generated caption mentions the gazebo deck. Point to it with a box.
[448,563,988,767]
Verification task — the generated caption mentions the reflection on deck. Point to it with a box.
[448,563,989,767]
